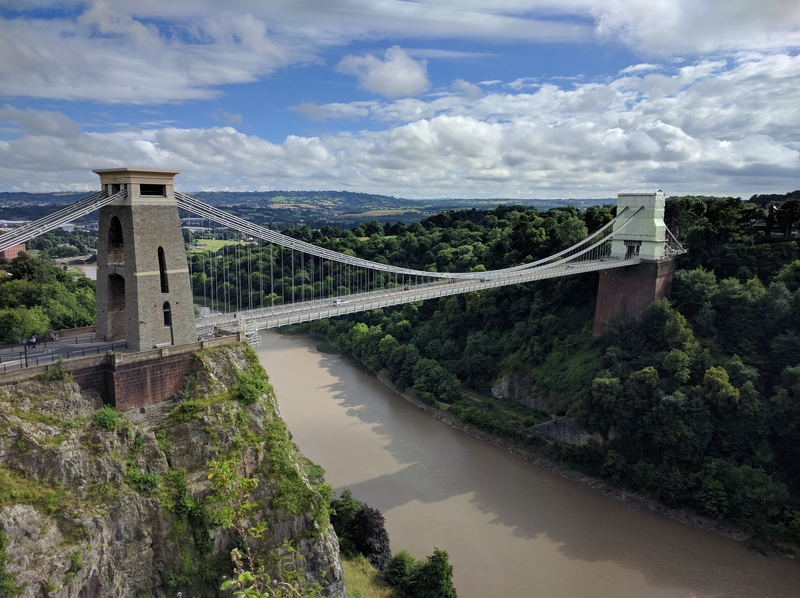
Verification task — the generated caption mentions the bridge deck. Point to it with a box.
[198,256,643,332]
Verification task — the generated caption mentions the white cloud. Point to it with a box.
[337,46,431,98]
[451,79,484,100]
[289,101,378,121]
[0,105,83,138]
[619,63,661,74]
[0,6,289,104]
[1,50,799,198]
[505,77,539,90]
[2,1,799,107]
[590,0,800,55]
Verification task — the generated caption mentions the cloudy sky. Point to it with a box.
[1,1,799,199]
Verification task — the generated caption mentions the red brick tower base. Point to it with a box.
[593,259,677,336]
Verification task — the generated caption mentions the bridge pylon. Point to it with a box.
[593,189,677,335]
[94,168,196,352]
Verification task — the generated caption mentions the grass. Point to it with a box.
[169,395,228,423]
[342,554,399,598]
[189,239,247,254]
[0,466,75,516]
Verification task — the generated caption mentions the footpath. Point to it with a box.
[0,331,130,373]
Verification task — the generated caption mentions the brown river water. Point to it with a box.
[262,330,799,597]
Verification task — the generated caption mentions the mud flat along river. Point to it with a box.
[256,330,800,598]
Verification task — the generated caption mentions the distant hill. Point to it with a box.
[0,190,612,228]
[748,190,800,207]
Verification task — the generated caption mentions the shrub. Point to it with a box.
[230,368,269,405]
[0,530,22,598]
[383,549,417,587]
[349,505,392,572]
[170,401,201,422]
[330,488,364,555]
[124,466,159,494]
[42,357,72,382]
[402,548,457,598]
[93,406,120,430]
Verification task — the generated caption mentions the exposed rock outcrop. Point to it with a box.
[491,375,550,412]
[492,375,594,445]
[0,345,344,598]
[525,417,593,445]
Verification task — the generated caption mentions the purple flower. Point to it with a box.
[177,593,182,597]
[272,579,278,586]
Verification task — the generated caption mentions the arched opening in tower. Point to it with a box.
[162,301,172,327]
[158,246,169,293]
[108,216,124,263]
[108,273,126,340]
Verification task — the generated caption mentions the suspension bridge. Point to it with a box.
[0,168,684,353]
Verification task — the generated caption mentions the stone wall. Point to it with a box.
[0,334,242,411]
[111,353,193,411]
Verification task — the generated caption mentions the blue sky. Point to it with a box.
[0,1,798,199]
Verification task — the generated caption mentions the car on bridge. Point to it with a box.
[332,298,349,306]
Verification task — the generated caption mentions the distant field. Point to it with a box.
[342,209,423,217]
[190,239,247,253]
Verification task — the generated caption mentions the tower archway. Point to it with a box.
[108,216,124,263]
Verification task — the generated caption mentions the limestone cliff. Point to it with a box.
[491,375,595,445]
[0,345,345,598]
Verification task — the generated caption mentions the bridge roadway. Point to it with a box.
[197,256,642,333]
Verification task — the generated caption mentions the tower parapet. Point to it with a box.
[94,168,196,352]
[610,189,668,261]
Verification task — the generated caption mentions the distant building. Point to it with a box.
[0,244,25,260]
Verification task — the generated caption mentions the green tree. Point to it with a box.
[401,548,457,598]
[329,489,363,555]
[0,306,50,343]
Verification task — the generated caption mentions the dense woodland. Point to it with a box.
[305,194,800,546]
[0,253,95,343]
[2,193,800,547]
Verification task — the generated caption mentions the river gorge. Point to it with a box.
[256,330,799,598]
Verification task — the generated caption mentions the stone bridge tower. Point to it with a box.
[593,190,677,335]
[94,168,196,352]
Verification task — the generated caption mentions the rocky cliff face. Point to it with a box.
[491,376,551,412]
[0,345,344,598]
[492,375,596,445]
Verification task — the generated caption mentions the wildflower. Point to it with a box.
[272,579,278,586]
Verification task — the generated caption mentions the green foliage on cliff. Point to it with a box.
[231,361,271,405]
[0,467,73,517]
[92,406,121,430]
[0,530,22,598]
[0,344,338,596]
